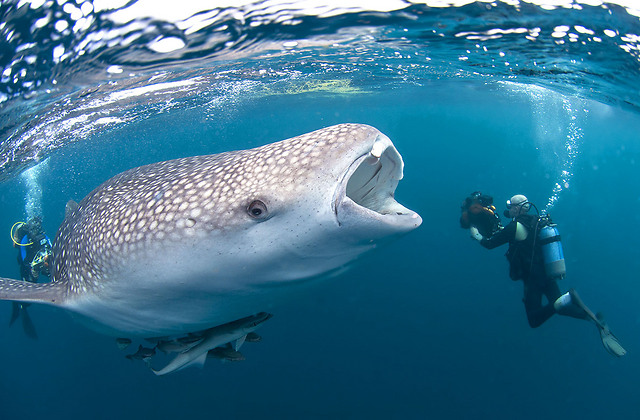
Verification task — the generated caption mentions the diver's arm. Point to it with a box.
[479,221,516,249]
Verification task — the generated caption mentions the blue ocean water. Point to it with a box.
[1,1,640,419]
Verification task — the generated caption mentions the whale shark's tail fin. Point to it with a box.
[0,277,65,305]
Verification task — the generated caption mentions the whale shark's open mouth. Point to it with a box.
[334,134,421,229]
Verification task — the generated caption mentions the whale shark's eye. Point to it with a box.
[247,200,268,220]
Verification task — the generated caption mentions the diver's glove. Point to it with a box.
[470,226,483,242]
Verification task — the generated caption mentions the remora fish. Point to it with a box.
[125,345,156,363]
[152,312,271,375]
[156,335,204,354]
[208,346,245,362]
[245,332,261,343]
[116,337,132,350]
[0,124,421,338]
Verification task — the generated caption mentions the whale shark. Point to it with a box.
[0,124,422,343]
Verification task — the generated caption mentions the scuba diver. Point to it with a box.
[461,192,626,357]
[9,216,53,339]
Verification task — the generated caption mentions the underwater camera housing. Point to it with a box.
[460,191,502,238]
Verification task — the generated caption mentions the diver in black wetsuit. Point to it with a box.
[9,216,53,339]
[466,193,626,357]
[470,194,576,327]
[13,217,53,283]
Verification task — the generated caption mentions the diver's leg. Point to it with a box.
[11,274,37,337]
[523,281,555,328]
[553,285,589,320]
[10,263,30,327]
[546,280,561,302]
[20,263,30,282]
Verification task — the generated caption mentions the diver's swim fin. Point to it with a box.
[599,325,626,357]
[568,289,626,357]
[595,313,626,358]
[8,302,38,339]
[20,305,38,340]
[9,302,20,326]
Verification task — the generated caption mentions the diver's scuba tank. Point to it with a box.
[538,223,566,279]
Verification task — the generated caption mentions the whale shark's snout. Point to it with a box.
[334,132,422,235]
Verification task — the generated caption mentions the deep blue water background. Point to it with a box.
[0,81,639,419]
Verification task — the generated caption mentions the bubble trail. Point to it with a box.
[21,159,49,221]
[542,99,585,215]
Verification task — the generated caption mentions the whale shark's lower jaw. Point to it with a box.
[334,133,422,233]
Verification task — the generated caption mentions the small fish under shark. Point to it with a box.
[152,312,271,375]
[0,123,421,375]
[126,345,156,364]
[125,313,269,374]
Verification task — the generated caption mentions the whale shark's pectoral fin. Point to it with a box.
[0,278,66,305]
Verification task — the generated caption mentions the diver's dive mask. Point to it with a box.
[504,198,530,218]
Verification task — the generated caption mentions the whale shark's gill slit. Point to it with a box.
[345,147,403,215]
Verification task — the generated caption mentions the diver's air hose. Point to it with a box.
[526,203,541,279]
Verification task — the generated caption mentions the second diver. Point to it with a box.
[10,216,53,339]
[461,192,625,357]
